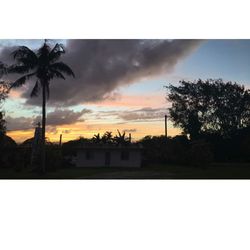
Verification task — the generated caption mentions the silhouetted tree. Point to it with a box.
[0,80,16,168]
[91,131,131,145]
[0,81,10,103]
[92,133,102,144]
[0,81,10,138]
[167,79,250,139]
[101,131,113,144]
[187,140,214,167]
[0,112,6,137]
[8,41,75,172]
[138,135,190,165]
[113,130,130,145]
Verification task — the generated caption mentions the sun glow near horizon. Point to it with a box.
[7,120,181,144]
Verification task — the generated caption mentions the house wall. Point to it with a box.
[75,149,141,168]
[76,150,105,167]
[109,150,141,167]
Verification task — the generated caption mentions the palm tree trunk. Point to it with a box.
[41,81,46,173]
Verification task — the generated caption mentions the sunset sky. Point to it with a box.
[1,39,250,143]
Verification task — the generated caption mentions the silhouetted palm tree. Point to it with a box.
[92,133,102,144]
[114,130,130,145]
[101,131,113,144]
[8,41,75,172]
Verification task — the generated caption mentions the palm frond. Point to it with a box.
[117,129,122,137]
[10,72,36,89]
[50,62,75,77]
[12,46,36,59]
[30,80,40,97]
[49,43,65,63]
[37,42,51,57]
[10,76,28,88]
[49,69,66,80]
[8,64,32,74]
[0,62,8,77]
[12,46,38,67]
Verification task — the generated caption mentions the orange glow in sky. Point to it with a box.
[7,121,181,143]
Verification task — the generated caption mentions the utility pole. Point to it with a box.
[59,134,62,146]
[129,133,131,143]
[165,115,168,137]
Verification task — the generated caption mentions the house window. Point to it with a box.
[86,150,94,160]
[121,151,130,161]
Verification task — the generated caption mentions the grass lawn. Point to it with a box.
[0,162,250,179]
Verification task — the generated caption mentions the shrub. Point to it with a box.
[187,140,214,167]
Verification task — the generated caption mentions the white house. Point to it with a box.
[74,144,142,168]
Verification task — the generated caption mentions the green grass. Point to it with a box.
[0,162,250,179]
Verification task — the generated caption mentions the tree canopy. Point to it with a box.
[0,81,9,104]
[0,81,10,136]
[167,79,250,139]
[9,42,75,97]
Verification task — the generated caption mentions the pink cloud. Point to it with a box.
[87,93,168,108]
[8,89,22,98]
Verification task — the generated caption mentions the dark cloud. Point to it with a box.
[118,107,166,121]
[96,107,167,122]
[46,126,58,134]
[45,108,90,126]
[0,39,202,106]
[122,129,137,133]
[0,46,16,64]
[5,108,90,131]
[5,116,36,131]
[62,129,72,134]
